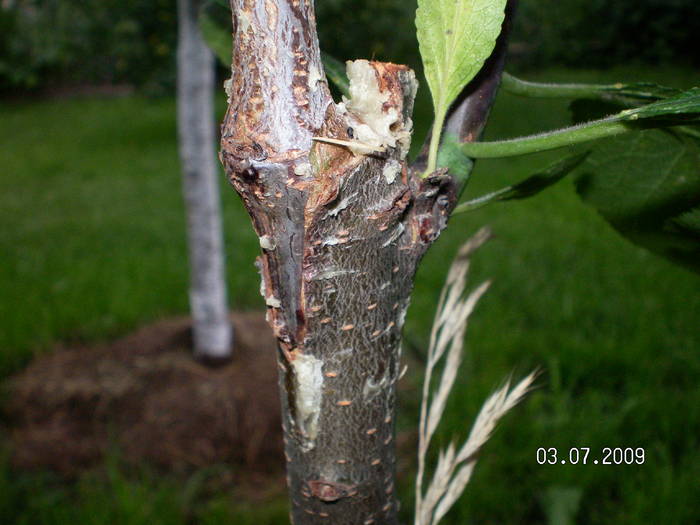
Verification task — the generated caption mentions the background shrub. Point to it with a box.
[2,0,699,94]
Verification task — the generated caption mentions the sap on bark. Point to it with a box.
[335,60,416,157]
[289,351,324,451]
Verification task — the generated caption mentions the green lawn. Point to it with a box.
[2,65,700,524]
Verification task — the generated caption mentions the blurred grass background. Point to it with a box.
[2,65,699,524]
[2,0,700,523]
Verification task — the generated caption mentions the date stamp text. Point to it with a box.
[536,447,645,465]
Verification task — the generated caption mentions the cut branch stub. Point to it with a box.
[221,3,456,524]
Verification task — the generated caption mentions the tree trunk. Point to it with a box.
[220,1,512,523]
[177,0,232,361]
[221,2,451,523]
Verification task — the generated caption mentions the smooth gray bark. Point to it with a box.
[177,0,232,360]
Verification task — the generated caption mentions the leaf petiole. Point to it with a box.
[501,72,616,99]
[501,72,681,105]
[424,107,448,177]
[460,116,632,158]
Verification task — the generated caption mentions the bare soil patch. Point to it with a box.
[3,312,283,479]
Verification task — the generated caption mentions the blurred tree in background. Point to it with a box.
[2,0,699,92]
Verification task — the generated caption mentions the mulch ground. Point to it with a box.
[3,312,284,478]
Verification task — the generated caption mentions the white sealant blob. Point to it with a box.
[265,295,281,308]
[294,162,312,178]
[341,60,407,155]
[291,353,324,450]
[223,78,233,105]
[259,235,276,250]
[308,64,323,90]
[363,369,392,401]
[382,159,401,184]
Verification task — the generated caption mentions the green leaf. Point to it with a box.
[575,128,700,274]
[620,88,700,122]
[199,1,232,66]
[453,151,589,214]
[672,206,700,233]
[320,52,350,99]
[598,82,681,105]
[416,0,508,173]
[416,0,507,115]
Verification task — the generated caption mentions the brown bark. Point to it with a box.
[220,1,512,524]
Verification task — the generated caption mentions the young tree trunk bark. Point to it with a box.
[177,0,233,361]
[221,1,513,523]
